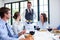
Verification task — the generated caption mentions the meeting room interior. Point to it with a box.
[0,0,60,40]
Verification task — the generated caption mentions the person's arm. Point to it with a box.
[33,9,37,22]
[7,24,19,38]
[10,24,26,38]
[11,30,26,38]
[0,25,19,40]
[52,26,60,30]
[52,28,57,30]
[21,9,26,22]
[57,25,60,30]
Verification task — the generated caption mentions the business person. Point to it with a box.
[23,2,35,23]
[0,7,27,40]
[22,2,35,31]
[37,13,48,30]
[13,12,25,35]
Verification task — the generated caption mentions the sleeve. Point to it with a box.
[13,34,19,38]
[57,25,60,30]
[21,9,26,22]
[33,9,37,22]
[0,24,19,40]
[8,24,19,38]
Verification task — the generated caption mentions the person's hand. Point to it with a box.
[19,38,25,40]
[19,38,29,40]
[24,38,29,40]
[18,30,26,36]
[59,36,60,39]
[52,28,57,30]
[21,30,26,34]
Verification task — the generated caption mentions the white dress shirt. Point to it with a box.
[24,22,35,31]
[21,8,36,22]
[12,21,24,35]
[37,21,48,30]
[0,19,19,40]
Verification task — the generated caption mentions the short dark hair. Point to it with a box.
[27,1,31,4]
[41,13,47,22]
[0,7,10,18]
[13,12,20,19]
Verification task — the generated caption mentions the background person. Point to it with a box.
[23,1,36,23]
[0,7,26,40]
[37,13,48,30]
[13,12,26,35]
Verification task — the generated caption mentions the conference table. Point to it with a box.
[33,30,60,40]
[19,22,60,40]
[19,30,60,40]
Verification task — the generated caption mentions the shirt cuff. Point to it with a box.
[13,34,19,38]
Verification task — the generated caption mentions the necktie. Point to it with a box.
[5,23,12,37]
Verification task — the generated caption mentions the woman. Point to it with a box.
[12,12,25,35]
[37,13,48,30]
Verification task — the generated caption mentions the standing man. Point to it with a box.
[23,2,36,31]
[0,7,26,40]
[25,2,35,23]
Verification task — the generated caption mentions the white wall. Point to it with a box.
[59,0,60,24]
[50,0,60,28]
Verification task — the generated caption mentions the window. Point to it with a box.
[20,1,27,22]
[4,0,49,25]
[12,3,19,23]
[39,0,48,17]
[20,0,38,22]
[5,2,19,25]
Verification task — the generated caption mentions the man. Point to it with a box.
[23,2,36,31]
[0,7,26,40]
[25,2,35,23]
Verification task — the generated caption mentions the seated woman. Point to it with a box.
[12,12,25,35]
[37,13,48,30]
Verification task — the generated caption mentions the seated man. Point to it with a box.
[0,7,26,40]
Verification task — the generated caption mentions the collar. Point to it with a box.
[27,8,32,10]
[0,19,7,24]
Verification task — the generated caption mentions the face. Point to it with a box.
[40,15,44,21]
[27,3,32,9]
[18,15,21,21]
[5,11,11,20]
